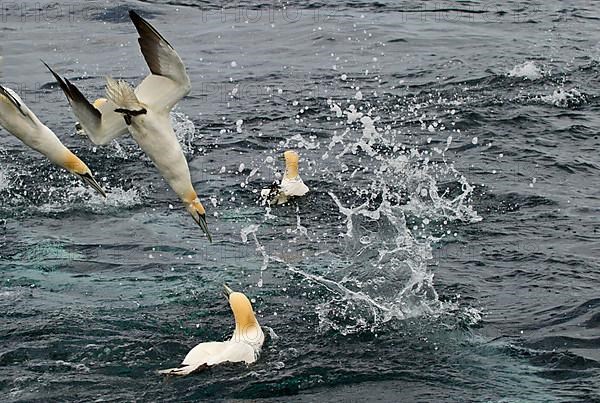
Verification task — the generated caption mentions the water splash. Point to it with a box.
[538,88,587,107]
[241,224,284,288]
[0,167,9,191]
[508,61,544,80]
[33,184,143,214]
[274,85,479,334]
[171,111,198,155]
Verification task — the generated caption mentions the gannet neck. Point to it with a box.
[60,150,88,175]
[93,98,108,109]
[229,292,262,345]
[283,150,300,179]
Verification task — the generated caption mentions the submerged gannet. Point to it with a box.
[159,285,264,376]
[44,11,211,241]
[0,85,106,196]
[261,150,309,205]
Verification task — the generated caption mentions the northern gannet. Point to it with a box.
[261,150,309,205]
[44,11,211,241]
[159,285,264,376]
[0,85,106,196]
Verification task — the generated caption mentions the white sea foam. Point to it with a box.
[539,88,587,107]
[508,61,543,80]
[37,185,144,214]
[0,168,9,191]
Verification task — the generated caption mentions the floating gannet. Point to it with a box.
[261,150,309,205]
[44,11,211,241]
[159,285,264,376]
[0,85,106,196]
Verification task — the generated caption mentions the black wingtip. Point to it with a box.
[41,59,54,74]
[42,61,65,86]
[0,85,26,116]
[129,10,146,27]
[41,63,102,121]
[128,8,173,50]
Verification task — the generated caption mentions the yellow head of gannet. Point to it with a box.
[183,190,212,242]
[283,150,300,179]
[224,284,262,343]
[93,98,108,109]
[61,150,107,197]
[75,99,109,134]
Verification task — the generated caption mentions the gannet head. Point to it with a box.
[93,98,108,109]
[75,99,108,133]
[283,150,300,179]
[61,151,106,197]
[223,284,262,344]
[184,195,212,242]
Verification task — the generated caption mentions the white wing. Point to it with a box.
[43,62,128,146]
[129,10,191,111]
[280,177,309,197]
[44,11,190,145]
[158,341,257,376]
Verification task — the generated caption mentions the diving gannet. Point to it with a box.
[0,85,106,196]
[261,150,309,205]
[44,11,211,240]
[159,285,264,376]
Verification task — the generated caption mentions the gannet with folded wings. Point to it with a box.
[261,150,309,205]
[159,285,264,376]
[0,85,106,196]
[44,10,211,241]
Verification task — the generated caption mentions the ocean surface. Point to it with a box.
[1,1,599,401]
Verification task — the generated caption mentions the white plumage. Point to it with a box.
[261,150,309,205]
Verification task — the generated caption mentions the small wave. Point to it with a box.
[508,61,544,80]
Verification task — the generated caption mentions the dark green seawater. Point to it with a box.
[1,1,599,401]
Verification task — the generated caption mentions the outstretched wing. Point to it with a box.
[43,62,128,145]
[129,10,191,111]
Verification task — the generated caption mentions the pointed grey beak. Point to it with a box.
[77,172,107,198]
[194,213,212,243]
[223,284,234,299]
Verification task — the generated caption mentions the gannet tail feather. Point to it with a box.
[105,77,142,110]
[105,77,146,125]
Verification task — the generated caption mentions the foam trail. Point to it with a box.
[328,192,369,238]
[241,224,285,287]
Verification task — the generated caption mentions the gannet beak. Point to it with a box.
[77,172,107,198]
[223,284,234,299]
[194,213,212,243]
